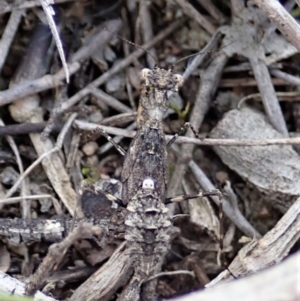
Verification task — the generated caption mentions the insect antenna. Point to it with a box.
[102,27,158,65]
[174,41,236,65]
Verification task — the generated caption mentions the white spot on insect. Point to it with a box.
[142,178,154,189]
[140,68,152,85]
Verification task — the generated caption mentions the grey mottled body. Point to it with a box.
[121,67,183,205]
[118,178,171,301]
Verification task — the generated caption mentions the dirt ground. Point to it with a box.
[0,1,299,301]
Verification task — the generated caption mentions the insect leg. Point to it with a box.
[83,127,126,156]
[167,122,200,147]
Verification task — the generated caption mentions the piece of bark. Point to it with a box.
[0,214,125,244]
[70,242,132,301]
[210,107,300,212]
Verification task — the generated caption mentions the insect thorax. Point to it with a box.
[121,126,168,204]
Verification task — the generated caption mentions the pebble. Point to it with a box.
[82,142,98,156]
[89,111,103,124]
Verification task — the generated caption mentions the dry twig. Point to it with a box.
[195,0,227,24]
[139,0,157,67]
[0,119,29,217]
[222,1,289,135]
[208,196,300,285]
[74,119,300,146]
[0,9,24,71]
[40,0,69,82]
[253,0,300,52]
[0,0,74,14]
[5,113,77,208]
[173,0,216,34]
[70,242,132,301]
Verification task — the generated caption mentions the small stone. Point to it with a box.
[90,111,103,124]
[82,142,98,156]
[74,260,86,268]
[0,166,19,185]
[215,171,229,183]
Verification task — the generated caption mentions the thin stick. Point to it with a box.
[270,69,300,86]
[40,0,69,82]
[0,0,75,14]
[0,118,29,217]
[139,0,157,68]
[5,113,77,200]
[89,86,132,113]
[75,117,300,146]
[188,159,261,239]
[195,0,228,23]
[145,270,195,283]
[173,0,216,34]
[0,194,56,205]
[238,91,300,109]
[0,9,24,71]
[249,54,288,136]
[253,0,300,52]
[173,136,300,146]
[0,62,80,106]
[103,26,157,65]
